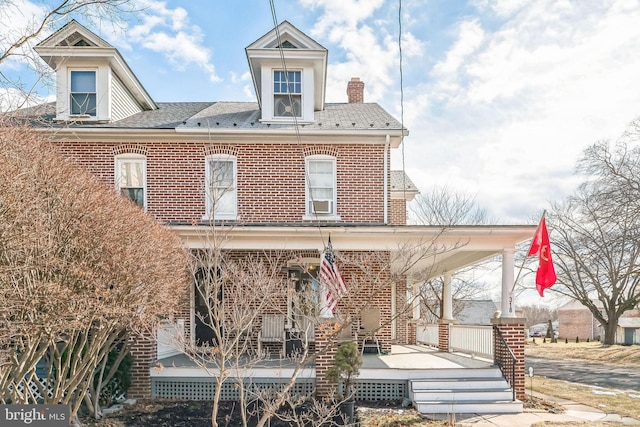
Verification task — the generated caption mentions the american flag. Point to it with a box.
[319,237,347,312]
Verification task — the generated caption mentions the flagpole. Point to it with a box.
[319,232,332,318]
[510,210,546,294]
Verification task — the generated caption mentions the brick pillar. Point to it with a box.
[491,317,526,401]
[128,332,155,399]
[437,320,453,352]
[315,320,339,398]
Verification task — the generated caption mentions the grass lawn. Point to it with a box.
[525,341,640,422]
[528,376,640,420]
[525,340,640,366]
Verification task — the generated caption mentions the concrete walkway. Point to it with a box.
[449,392,640,426]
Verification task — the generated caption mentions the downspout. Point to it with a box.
[384,134,390,224]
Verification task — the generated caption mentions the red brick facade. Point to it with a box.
[57,141,395,224]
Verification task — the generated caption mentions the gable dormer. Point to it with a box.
[34,20,156,123]
[245,21,327,124]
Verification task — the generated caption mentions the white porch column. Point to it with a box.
[412,283,421,320]
[501,247,516,318]
[319,283,333,318]
[442,272,454,321]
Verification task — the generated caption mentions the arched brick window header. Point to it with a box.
[204,145,239,157]
[302,146,338,157]
[112,145,149,156]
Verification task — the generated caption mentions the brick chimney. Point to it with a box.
[347,77,364,103]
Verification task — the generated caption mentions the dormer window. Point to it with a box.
[273,70,301,118]
[70,70,96,116]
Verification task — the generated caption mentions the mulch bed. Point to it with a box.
[83,396,565,426]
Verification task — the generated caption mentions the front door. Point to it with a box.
[194,267,223,347]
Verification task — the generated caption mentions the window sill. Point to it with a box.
[201,214,239,221]
[259,118,315,125]
[302,214,341,221]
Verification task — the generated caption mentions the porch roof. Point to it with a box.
[170,224,536,279]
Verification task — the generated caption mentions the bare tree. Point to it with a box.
[0,122,188,424]
[409,185,491,226]
[550,121,640,345]
[519,305,558,329]
[409,185,495,321]
[162,219,465,426]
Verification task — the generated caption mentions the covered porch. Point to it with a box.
[151,344,523,414]
[131,224,534,406]
[151,344,491,398]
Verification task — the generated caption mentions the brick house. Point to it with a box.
[559,300,640,344]
[21,20,536,403]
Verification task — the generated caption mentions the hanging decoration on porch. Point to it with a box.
[320,236,347,315]
[528,215,557,297]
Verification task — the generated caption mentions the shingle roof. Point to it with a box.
[390,170,419,193]
[8,101,406,132]
[179,102,404,131]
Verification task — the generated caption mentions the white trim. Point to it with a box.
[62,67,100,121]
[114,153,146,210]
[304,155,337,218]
[203,154,238,220]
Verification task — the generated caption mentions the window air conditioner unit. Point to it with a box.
[309,200,332,214]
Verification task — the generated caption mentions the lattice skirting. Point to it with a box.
[355,380,407,401]
[152,377,315,401]
[152,377,407,401]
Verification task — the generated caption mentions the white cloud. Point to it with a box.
[0,1,49,69]
[0,87,51,112]
[433,20,484,76]
[124,0,220,83]
[300,0,385,36]
[398,0,640,223]
[304,0,423,103]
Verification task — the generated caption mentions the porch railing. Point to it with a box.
[450,324,493,359]
[493,325,516,401]
[415,322,438,347]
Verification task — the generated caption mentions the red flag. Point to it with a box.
[528,217,557,297]
[319,237,347,312]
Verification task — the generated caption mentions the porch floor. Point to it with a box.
[153,344,493,380]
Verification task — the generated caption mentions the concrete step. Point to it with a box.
[408,367,503,380]
[409,366,522,415]
[411,377,509,391]
[414,400,523,414]
[412,389,514,402]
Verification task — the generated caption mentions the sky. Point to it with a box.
[4,0,640,225]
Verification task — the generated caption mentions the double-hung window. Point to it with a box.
[115,155,146,208]
[70,70,97,116]
[206,155,237,219]
[305,155,337,216]
[273,70,301,118]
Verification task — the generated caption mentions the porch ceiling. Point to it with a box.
[171,224,536,279]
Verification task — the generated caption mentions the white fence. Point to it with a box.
[450,324,493,359]
[416,322,494,359]
[415,322,439,347]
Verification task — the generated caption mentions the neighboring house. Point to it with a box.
[558,300,640,344]
[558,300,603,341]
[15,20,536,400]
[617,315,640,345]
